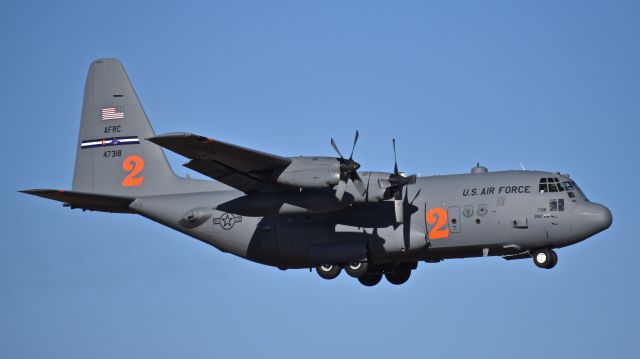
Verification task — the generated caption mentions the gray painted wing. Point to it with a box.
[149,133,292,193]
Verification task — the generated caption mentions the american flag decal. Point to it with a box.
[101,106,124,120]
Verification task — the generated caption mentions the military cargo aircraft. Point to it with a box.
[22,59,613,286]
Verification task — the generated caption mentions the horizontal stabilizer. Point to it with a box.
[20,189,134,213]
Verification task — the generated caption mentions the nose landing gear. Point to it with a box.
[532,248,558,269]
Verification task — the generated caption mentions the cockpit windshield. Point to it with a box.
[539,176,588,200]
[538,177,565,193]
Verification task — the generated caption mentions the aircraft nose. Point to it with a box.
[573,202,612,236]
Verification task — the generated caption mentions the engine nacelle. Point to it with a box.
[276,157,340,188]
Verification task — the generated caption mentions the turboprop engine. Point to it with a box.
[275,157,341,188]
[276,131,366,201]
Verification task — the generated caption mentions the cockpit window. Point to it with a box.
[540,177,570,193]
[563,181,574,190]
[571,180,589,201]
[539,177,548,192]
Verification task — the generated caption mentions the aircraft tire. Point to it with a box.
[385,266,411,285]
[316,264,341,280]
[358,273,383,287]
[549,250,558,269]
[532,249,556,269]
[345,261,369,278]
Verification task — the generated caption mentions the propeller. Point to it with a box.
[331,130,366,200]
[378,138,417,222]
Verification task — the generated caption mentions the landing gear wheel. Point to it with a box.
[533,249,557,269]
[385,266,411,285]
[358,273,383,287]
[550,250,558,268]
[345,261,369,278]
[316,264,341,280]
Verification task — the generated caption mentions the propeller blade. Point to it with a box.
[410,189,421,204]
[352,173,366,195]
[405,174,417,185]
[394,199,404,223]
[335,180,347,201]
[349,130,359,160]
[330,138,343,159]
[378,178,392,189]
[392,138,399,174]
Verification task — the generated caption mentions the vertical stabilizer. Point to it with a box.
[72,59,213,196]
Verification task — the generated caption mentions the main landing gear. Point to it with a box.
[315,261,416,286]
[532,248,558,269]
[316,264,342,279]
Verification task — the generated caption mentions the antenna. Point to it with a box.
[519,162,526,171]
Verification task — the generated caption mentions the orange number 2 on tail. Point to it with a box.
[426,207,449,240]
[122,155,145,187]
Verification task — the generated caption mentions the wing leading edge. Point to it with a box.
[148,133,292,193]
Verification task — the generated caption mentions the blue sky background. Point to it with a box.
[1,0,639,357]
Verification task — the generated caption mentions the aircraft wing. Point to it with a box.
[148,132,292,193]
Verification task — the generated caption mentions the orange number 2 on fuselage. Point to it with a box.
[426,207,449,240]
[121,155,145,187]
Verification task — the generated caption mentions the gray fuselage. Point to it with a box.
[130,169,612,269]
